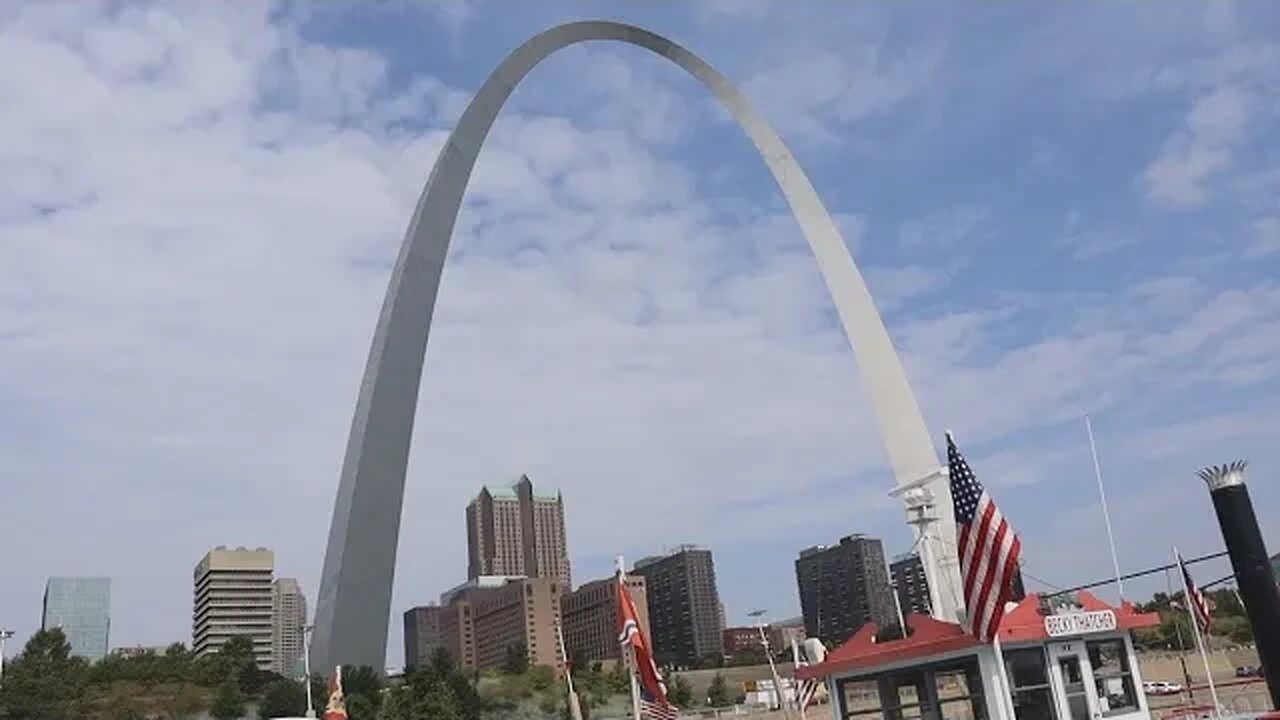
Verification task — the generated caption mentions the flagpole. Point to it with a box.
[1174,547,1221,717]
[556,616,583,720]
[992,632,1017,720]
[1085,414,1126,601]
[1166,568,1195,704]
[618,555,642,720]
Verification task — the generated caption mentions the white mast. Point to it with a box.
[1085,414,1125,601]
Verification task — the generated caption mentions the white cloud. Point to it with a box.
[897,205,989,251]
[1144,85,1249,208]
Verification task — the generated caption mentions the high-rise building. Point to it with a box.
[42,577,110,661]
[435,576,564,674]
[466,475,571,585]
[271,578,307,678]
[632,546,724,667]
[193,546,274,668]
[889,552,932,616]
[795,534,895,646]
[403,605,446,670]
[562,574,649,666]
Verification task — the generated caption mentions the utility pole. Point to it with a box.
[749,610,792,720]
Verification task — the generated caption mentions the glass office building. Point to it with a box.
[42,577,111,661]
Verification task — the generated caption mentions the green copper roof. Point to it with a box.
[478,475,560,502]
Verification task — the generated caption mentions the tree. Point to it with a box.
[707,673,730,707]
[502,643,529,676]
[346,692,376,720]
[528,665,556,691]
[667,674,693,708]
[0,628,88,719]
[210,679,246,720]
[340,665,384,705]
[259,679,308,719]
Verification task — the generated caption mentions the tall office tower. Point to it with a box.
[562,573,649,665]
[193,546,274,668]
[795,534,895,646]
[403,605,446,670]
[42,577,111,661]
[889,552,932,615]
[631,546,724,667]
[466,475,571,585]
[271,578,307,678]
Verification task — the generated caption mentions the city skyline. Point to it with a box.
[4,1,1280,668]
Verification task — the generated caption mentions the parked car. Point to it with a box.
[1143,680,1185,695]
[1235,666,1264,678]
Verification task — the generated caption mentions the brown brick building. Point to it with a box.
[466,476,571,586]
[562,574,649,666]
[433,576,565,675]
[722,626,760,656]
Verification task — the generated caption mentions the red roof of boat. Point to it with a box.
[796,592,1159,680]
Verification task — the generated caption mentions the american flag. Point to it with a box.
[1177,551,1213,634]
[618,569,675,715]
[641,695,681,720]
[948,431,1022,642]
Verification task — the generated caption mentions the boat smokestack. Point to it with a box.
[1199,461,1280,708]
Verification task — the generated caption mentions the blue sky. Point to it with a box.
[3,1,1279,667]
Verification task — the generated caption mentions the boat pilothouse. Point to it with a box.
[797,591,1159,720]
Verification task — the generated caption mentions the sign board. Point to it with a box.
[1044,610,1117,637]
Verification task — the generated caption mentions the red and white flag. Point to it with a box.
[322,665,348,720]
[1177,551,1213,634]
[948,431,1022,642]
[617,568,675,718]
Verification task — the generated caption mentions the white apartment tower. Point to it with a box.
[193,546,274,668]
[272,578,307,678]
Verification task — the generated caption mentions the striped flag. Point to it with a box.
[641,696,681,720]
[618,569,674,714]
[948,431,1022,642]
[322,665,348,720]
[1177,552,1213,634]
[791,636,820,709]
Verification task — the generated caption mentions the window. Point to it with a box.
[1087,639,1138,716]
[934,664,985,720]
[886,671,927,720]
[839,678,883,720]
[1005,647,1057,720]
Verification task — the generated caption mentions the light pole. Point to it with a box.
[302,623,316,718]
[748,610,792,720]
[0,629,14,688]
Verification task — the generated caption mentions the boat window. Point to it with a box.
[1004,647,1057,720]
[1087,639,1138,716]
[839,677,884,720]
[935,663,986,720]
[885,670,927,720]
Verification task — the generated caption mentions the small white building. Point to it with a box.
[797,592,1159,720]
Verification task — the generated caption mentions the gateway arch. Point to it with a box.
[312,20,960,672]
